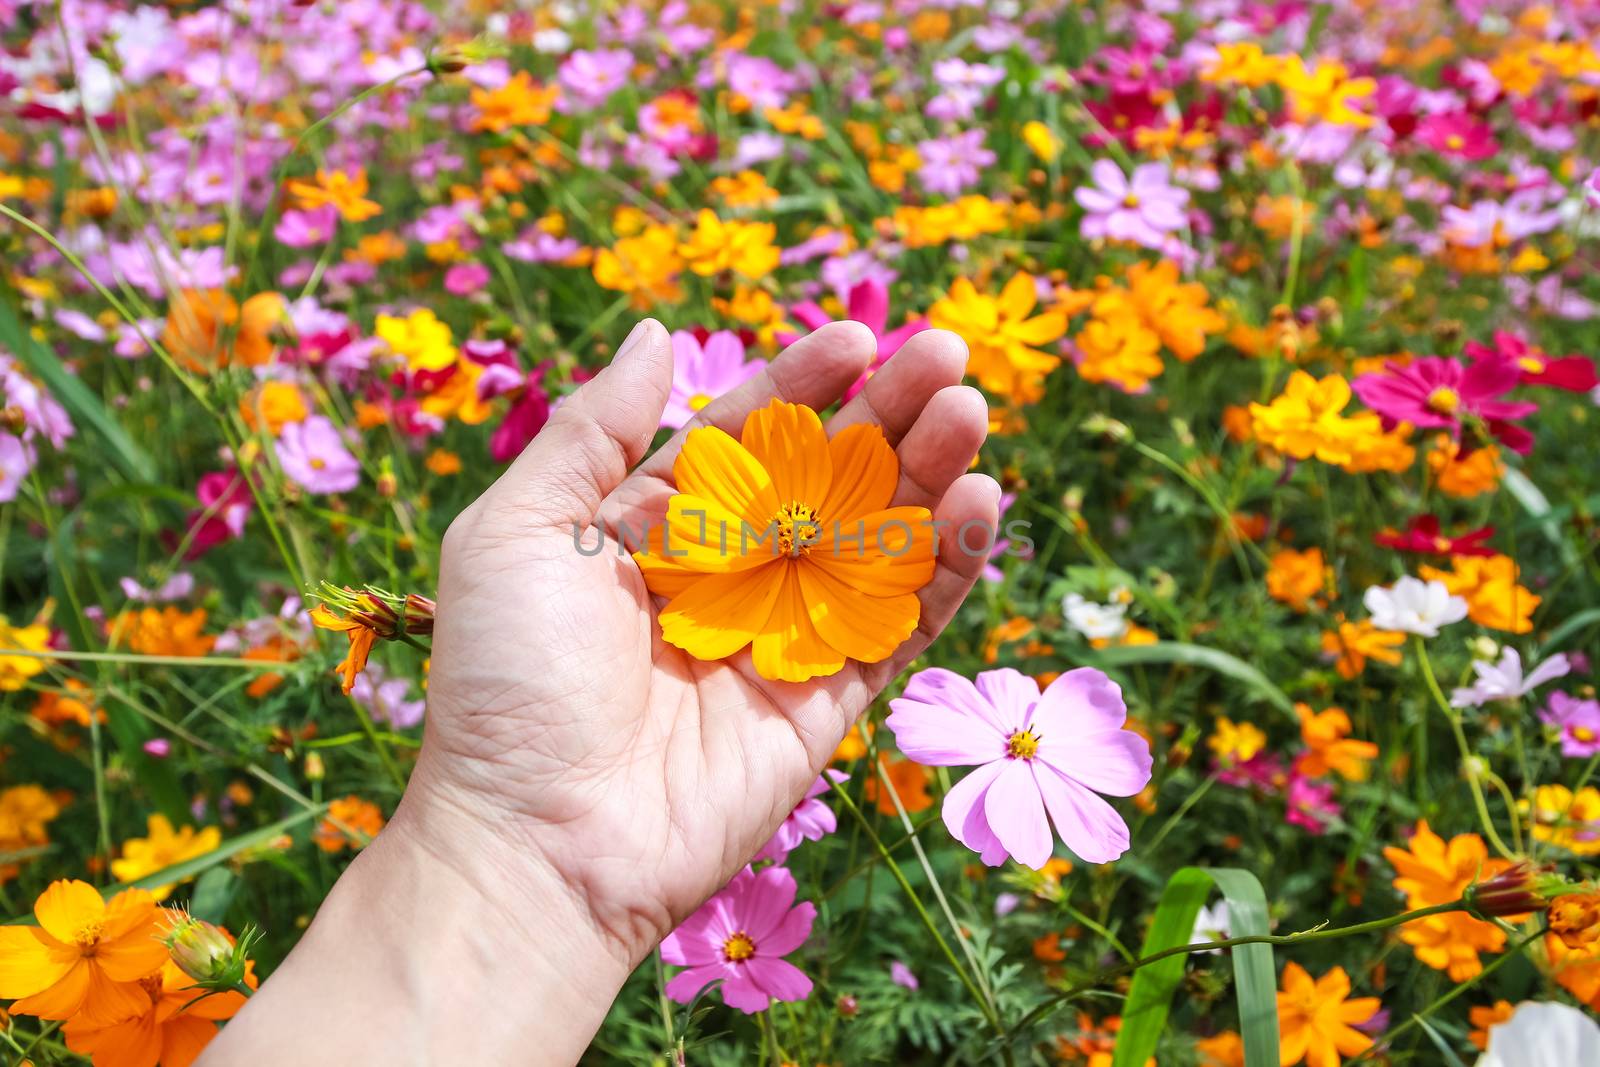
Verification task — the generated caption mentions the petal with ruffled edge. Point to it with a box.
[819,423,898,523]
[671,426,780,529]
[658,563,785,662]
[810,506,935,596]
[797,560,919,665]
[892,668,1015,744]
[739,400,832,509]
[1033,763,1131,864]
[984,760,1053,869]
[751,565,847,682]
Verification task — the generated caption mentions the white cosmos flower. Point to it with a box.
[1062,593,1129,640]
[1189,901,1231,955]
[1478,1001,1600,1067]
[1362,577,1468,637]
[1450,648,1571,708]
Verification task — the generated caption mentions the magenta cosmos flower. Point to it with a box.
[661,330,767,430]
[1416,112,1498,160]
[1351,356,1537,454]
[660,865,815,1013]
[1074,159,1188,249]
[886,667,1152,868]
[781,279,928,400]
[754,770,846,863]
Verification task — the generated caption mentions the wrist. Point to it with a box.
[203,784,635,1065]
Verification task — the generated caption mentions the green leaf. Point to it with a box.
[1083,642,1296,719]
[1540,607,1600,660]
[1112,866,1279,1067]
[0,290,158,484]
[187,867,239,924]
[114,806,328,897]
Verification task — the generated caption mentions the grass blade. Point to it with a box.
[1112,866,1280,1067]
[1085,642,1296,719]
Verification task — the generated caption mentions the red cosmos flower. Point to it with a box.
[1464,331,1599,394]
[1416,112,1498,160]
[1351,356,1537,454]
[1374,515,1495,558]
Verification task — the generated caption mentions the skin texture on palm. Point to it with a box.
[201,320,996,1066]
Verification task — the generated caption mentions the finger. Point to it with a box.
[493,319,672,528]
[633,320,875,481]
[889,385,989,510]
[867,471,1001,686]
[825,329,969,445]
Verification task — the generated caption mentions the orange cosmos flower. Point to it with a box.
[285,167,381,222]
[1275,962,1380,1067]
[161,290,283,370]
[0,879,169,1024]
[928,273,1066,399]
[310,606,379,694]
[315,795,387,852]
[1320,618,1404,679]
[1383,820,1511,980]
[1418,553,1539,634]
[109,606,215,658]
[864,756,933,816]
[63,957,251,1067]
[634,399,934,682]
[469,71,558,133]
[1293,704,1378,781]
[1266,546,1330,612]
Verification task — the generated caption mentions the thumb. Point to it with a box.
[504,318,673,528]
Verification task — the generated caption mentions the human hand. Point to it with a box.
[203,320,996,1065]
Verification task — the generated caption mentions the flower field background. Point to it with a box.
[3,0,1600,1064]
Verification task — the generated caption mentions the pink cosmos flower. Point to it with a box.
[661,330,767,430]
[182,469,253,558]
[443,261,490,296]
[1542,692,1600,758]
[917,128,995,197]
[1285,774,1339,834]
[1416,112,1497,160]
[274,205,338,248]
[557,49,632,108]
[754,770,846,863]
[660,865,815,1014]
[1351,356,1537,454]
[1464,331,1599,394]
[885,667,1153,868]
[1074,159,1189,249]
[0,433,30,503]
[889,960,919,990]
[781,279,928,400]
[467,340,554,463]
[275,415,361,494]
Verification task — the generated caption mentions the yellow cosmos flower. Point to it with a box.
[592,223,684,307]
[0,617,52,691]
[469,71,558,133]
[678,210,780,279]
[634,399,935,683]
[110,815,223,900]
[928,273,1066,399]
[285,167,381,223]
[1418,554,1539,634]
[375,309,458,373]
[1524,784,1600,856]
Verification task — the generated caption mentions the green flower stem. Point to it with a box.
[1414,637,1519,861]
[826,778,1011,1056]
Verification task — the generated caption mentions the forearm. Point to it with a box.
[199,793,636,1066]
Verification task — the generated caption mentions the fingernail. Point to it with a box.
[614,319,654,364]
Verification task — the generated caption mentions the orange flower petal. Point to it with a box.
[739,400,832,508]
[797,560,919,664]
[0,926,77,998]
[10,957,91,1019]
[997,271,1039,320]
[811,506,937,596]
[160,1013,221,1067]
[751,566,846,682]
[659,563,785,661]
[34,879,104,944]
[672,426,779,527]
[664,494,777,573]
[820,423,898,522]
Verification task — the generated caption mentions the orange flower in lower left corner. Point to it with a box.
[634,398,935,683]
[0,879,169,1024]
[63,958,251,1067]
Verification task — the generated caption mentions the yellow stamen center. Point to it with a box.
[1518,356,1545,374]
[688,392,713,411]
[1007,728,1042,760]
[1576,727,1596,743]
[1432,536,1452,552]
[774,501,822,558]
[1426,386,1460,414]
[722,931,757,961]
[1121,193,1141,208]
[1446,134,1465,150]
[310,457,327,470]
[74,920,105,951]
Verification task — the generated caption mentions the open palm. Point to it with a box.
[414,319,997,965]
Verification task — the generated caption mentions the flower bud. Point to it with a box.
[1463,862,1579,921]
[162,909,260,990]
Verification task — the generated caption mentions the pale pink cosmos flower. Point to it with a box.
[275,415,360,494]
[754,770,846,863]
[886,667,1152,868]
[660,330,767,429]
[660,865,815,1013]
[1450,647,1570,708]
[1074,159,1189,249]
